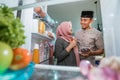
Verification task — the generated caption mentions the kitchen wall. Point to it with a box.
[47,0,102,33]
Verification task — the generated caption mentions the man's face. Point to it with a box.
[80,18,93,29]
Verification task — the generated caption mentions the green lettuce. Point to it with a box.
[0,5,26,48]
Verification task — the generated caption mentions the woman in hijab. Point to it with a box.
[54,21,80,66]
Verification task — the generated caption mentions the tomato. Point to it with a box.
[0,42,13,74]
[10,48,32,70]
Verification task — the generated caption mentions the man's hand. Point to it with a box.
[80,48,91,57]
[80,52,90,57]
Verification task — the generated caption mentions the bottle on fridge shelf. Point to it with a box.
[39,41,44,62]
[38,21,45,34]
[32,43,40,64]
[44,41,50,60]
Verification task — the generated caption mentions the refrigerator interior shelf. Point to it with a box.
[32,33,52,42]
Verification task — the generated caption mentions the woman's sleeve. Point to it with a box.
[54,38,70,62]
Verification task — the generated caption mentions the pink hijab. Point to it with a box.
[56,21,80,66]
[56,21,73,41]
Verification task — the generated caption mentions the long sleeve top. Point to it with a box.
[54,37,77,66]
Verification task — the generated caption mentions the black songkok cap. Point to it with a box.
[81,11,94,18]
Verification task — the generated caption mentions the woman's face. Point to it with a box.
[68,24,73,35]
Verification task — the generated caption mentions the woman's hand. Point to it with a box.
[69,39,77,48]
[66,39,77,52]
